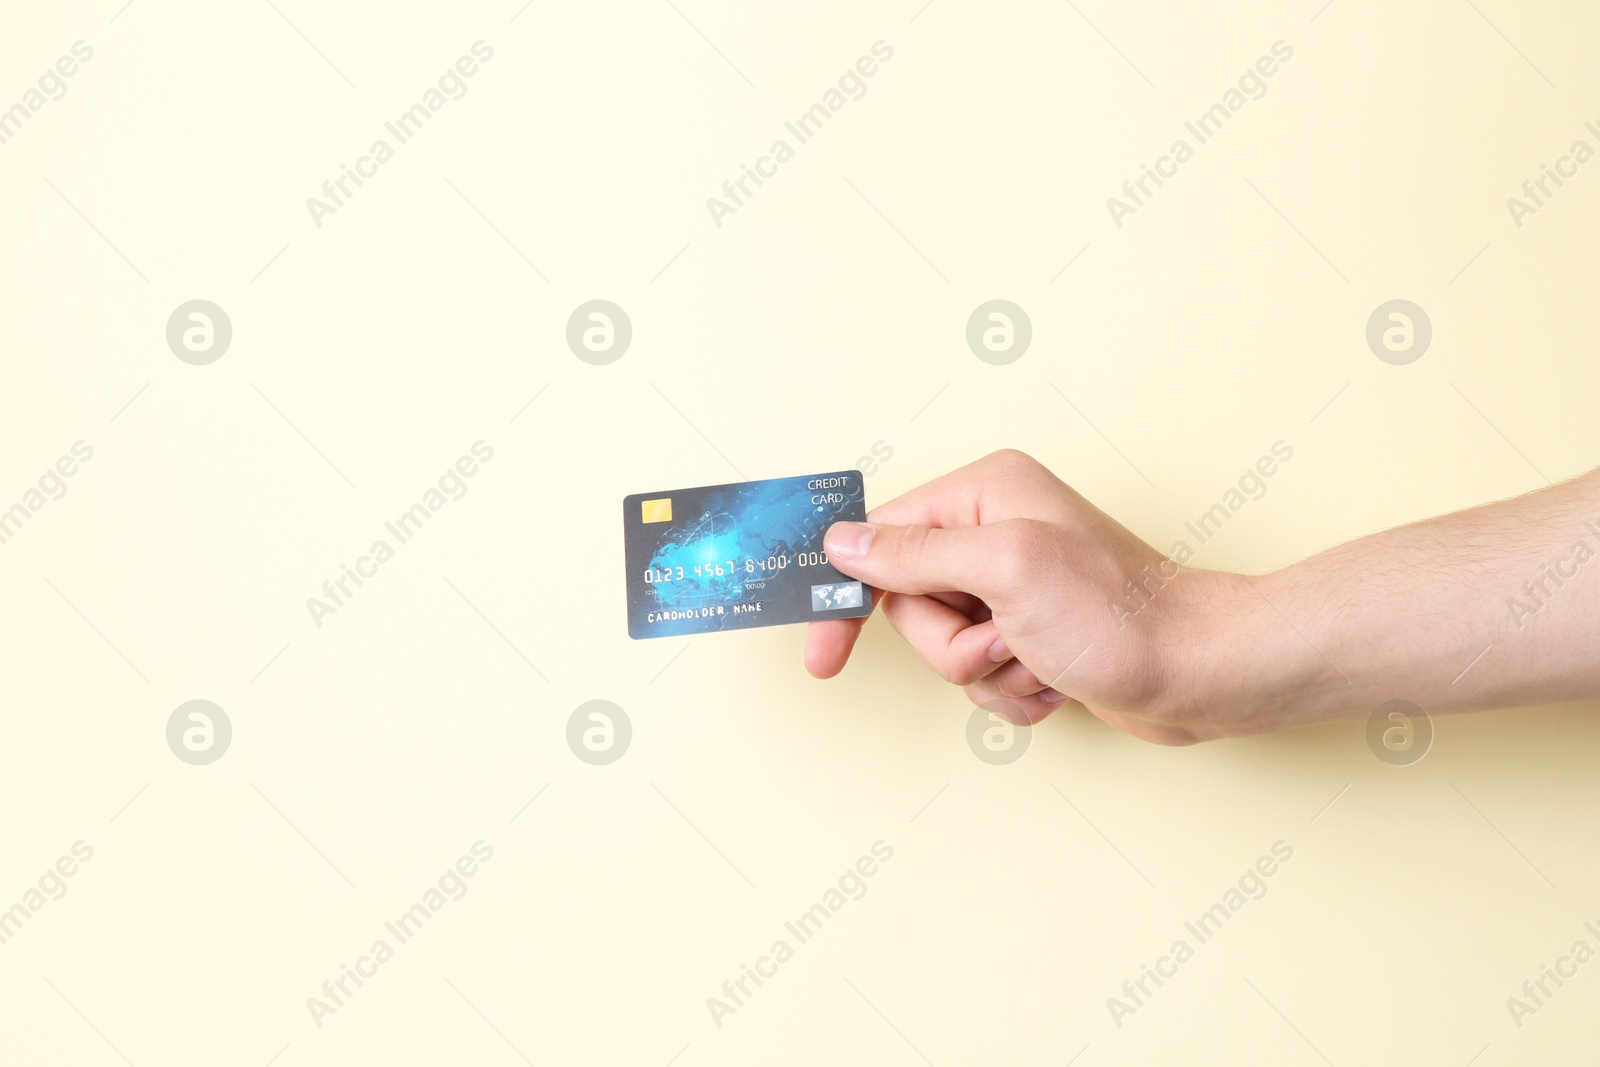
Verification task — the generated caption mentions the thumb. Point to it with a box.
[823,521,1010,599]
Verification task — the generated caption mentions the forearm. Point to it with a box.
[1188,469,1600,728]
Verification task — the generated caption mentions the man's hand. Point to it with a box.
[808,450,1600,745]
[805,450,1250,745]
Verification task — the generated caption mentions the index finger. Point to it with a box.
[867,450,1080,530]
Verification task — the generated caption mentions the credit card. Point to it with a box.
[622,470,874,639]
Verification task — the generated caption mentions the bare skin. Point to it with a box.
[805,450,1600,745]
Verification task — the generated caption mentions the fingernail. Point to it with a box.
[826,522,874,560]
[1040,688,1071,704]
[986,638,1011,663]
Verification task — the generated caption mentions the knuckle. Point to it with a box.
[986,448,1073,506]
[945,650,989,687]
[984,448,1040,476]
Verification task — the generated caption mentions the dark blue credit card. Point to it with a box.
[622,470,874,639]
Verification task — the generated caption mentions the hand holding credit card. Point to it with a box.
[622,470,875,639]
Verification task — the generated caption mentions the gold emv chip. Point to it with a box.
[641,498,672,523]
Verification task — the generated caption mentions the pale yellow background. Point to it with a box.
[2,1,1598,1064]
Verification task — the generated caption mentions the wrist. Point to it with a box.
[1154,566,1351,737]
